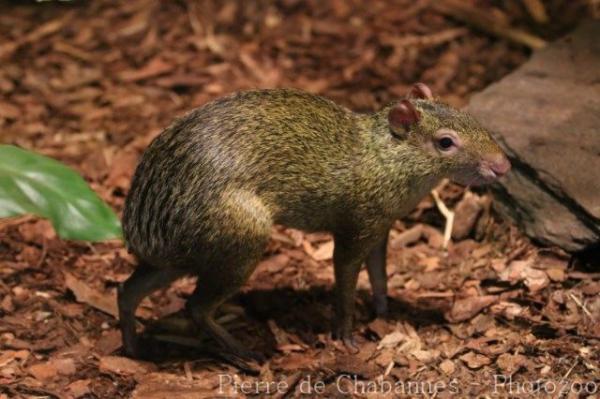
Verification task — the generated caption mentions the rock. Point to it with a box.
[467,21,600,252]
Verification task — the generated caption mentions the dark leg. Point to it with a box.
[187,257,264,362]
[186,189,272,362]
[366,233,389,317]
[332,234,376,353]
[117,264,186,358]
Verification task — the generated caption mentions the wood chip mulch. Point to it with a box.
[0,1,597,398]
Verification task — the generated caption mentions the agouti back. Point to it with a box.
[118,84,510,360]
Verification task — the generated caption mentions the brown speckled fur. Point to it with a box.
[118,88,506,358]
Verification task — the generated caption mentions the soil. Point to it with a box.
[0,1,598,398]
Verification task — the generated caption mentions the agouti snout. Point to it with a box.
[118,83,510,360]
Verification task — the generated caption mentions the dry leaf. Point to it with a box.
[459,351,491,369]
[29,358,76,380]
[105,149,138,191]
[29,362,58,381]
[68,379,92,398]
[53,358,77,376]
[310,240,334,261]
[452,192,483,240]
[275,352,315,371]
[546,268,566,282]
[119,57,173,82]
[498,260,550,292]
[439,359,455,375]
[378,331,406,349]
[498,259,529,283]
[389,225,423,249]
[0,350,29,368]
[64,273,118,318]
[258,254,290,273]
[418,256,440,271]
[445,295,497,322]
[95,329,123,356]
[490,301,525,320]
[523,268,550,292]
[496,353,528,374]
[374,349,395,368]
[411,349,440,363]
[491,258,506,272]
[367,319,390,339]
[99,356,157,376]
[131,372,217,399]
[472,244,492,259]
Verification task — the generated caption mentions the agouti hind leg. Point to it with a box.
[118,265,186,358]
[186,259,266,362]
[187,189,271,362]
[188,282,262,361]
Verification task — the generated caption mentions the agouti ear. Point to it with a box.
[408,82,433,100]
[388,99,421,136]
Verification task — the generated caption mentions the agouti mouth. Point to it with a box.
[471,168,504,186]
[480,168,500,181]
[472,155,511,186]
[455,167,501,187]
[467,175,495,187]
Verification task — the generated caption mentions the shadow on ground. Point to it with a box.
[138,286,448,366]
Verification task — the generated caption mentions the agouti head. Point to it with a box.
[387,83,511,186]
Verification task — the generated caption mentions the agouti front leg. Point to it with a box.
[332,234,381,352]
[366,234,389,317]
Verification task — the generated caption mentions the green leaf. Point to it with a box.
[0,145,122,241]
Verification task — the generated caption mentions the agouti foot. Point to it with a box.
[216,351,262,375]
[343,336,359,354]
[373,296,388,318]
[333,328,359,354]
[121,336,140,359]
[121,335,161,360]
[228,347,265,364]
[122,346,137,358]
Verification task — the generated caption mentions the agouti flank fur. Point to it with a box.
[118,83,511,361]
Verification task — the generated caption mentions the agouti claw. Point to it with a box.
[231,348,265,364]
[343,336,359,354]
[217,351,261,375]
[333,328,360,354]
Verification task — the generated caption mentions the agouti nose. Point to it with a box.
[488,154,511,177]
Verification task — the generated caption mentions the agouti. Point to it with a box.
[118,83,510,360]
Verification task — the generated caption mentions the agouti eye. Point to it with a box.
[438,137,454,150]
